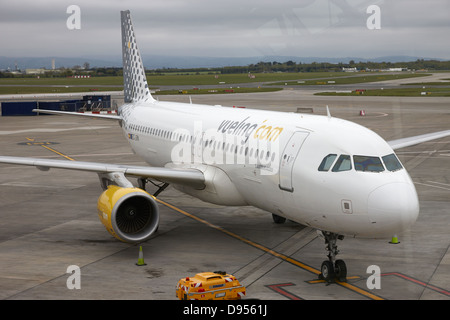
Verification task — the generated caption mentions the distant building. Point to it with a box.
[342,67,358,72]
[25,68,46,75]
[384,68,408,72]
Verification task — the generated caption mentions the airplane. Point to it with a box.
[1,10,450,283]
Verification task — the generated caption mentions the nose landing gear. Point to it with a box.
[318,231,347,283]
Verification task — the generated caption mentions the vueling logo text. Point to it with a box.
[217,117,283,143]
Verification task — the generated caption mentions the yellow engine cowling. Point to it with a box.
[97,185,159,243]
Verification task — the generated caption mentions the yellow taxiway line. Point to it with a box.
[155,198,385,300]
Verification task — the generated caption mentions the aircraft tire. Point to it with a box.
[320,261,335,282]
[335,259,347,282]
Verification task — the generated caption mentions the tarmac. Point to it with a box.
[0,81,449,300]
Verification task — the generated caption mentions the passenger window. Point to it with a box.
[332,155,352,172]
[318,154,337,171]
[382,153,403,172]
[354,155,385,172]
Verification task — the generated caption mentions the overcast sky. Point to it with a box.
[1,0,450,61]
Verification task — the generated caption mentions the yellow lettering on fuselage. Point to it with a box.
[253,120,284,141]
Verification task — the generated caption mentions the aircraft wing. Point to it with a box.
[0,156,205,190]
[33,109,121,120]
[1,110,205,189]
[388,130,450,150]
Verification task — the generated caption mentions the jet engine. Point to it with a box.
[97,185,159,243]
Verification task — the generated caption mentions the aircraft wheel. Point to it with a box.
[335,259,347,282]
[272,214,286,224]
[320,261,335,283]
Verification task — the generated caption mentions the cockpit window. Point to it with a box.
[382,153,403,172]
[332,155,352,172]
[353,155,385,172]
[319,153,404,173]
[318,154,337,171]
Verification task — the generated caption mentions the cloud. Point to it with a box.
[1,0,449,61]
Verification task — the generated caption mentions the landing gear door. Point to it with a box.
[279,131,309,192]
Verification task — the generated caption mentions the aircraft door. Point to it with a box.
[279,131,309,192]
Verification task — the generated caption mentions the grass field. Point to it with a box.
[0,86,123,95]
[153,87,282,95]
[0,77,122,86]
[402,81,450,86]
[0,71,444,96]
[315,87,450,97]
[270,73,431,86]
[0,72,349,87]
[0,72,347,95]
[146,72,350,86]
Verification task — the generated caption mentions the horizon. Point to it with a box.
[2,54,449,71]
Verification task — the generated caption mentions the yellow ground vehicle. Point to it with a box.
[176,271,246,300]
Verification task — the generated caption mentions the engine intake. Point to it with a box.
[97,185,159,243]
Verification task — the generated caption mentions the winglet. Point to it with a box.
[121,10,155,103]
[326,105,331,119]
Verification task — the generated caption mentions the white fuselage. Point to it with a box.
[119,100,419,238]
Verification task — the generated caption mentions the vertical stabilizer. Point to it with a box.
[121,10,154,103]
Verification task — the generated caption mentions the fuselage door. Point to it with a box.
[279,131,309,192]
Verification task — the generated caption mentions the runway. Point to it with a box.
[0,88,449,300]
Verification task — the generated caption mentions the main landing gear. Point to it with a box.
[318,231,347,283]
[272,213,286,224]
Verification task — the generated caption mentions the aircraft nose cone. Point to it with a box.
[368,182,419,235]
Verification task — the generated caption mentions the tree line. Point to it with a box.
[1,59,449,78]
